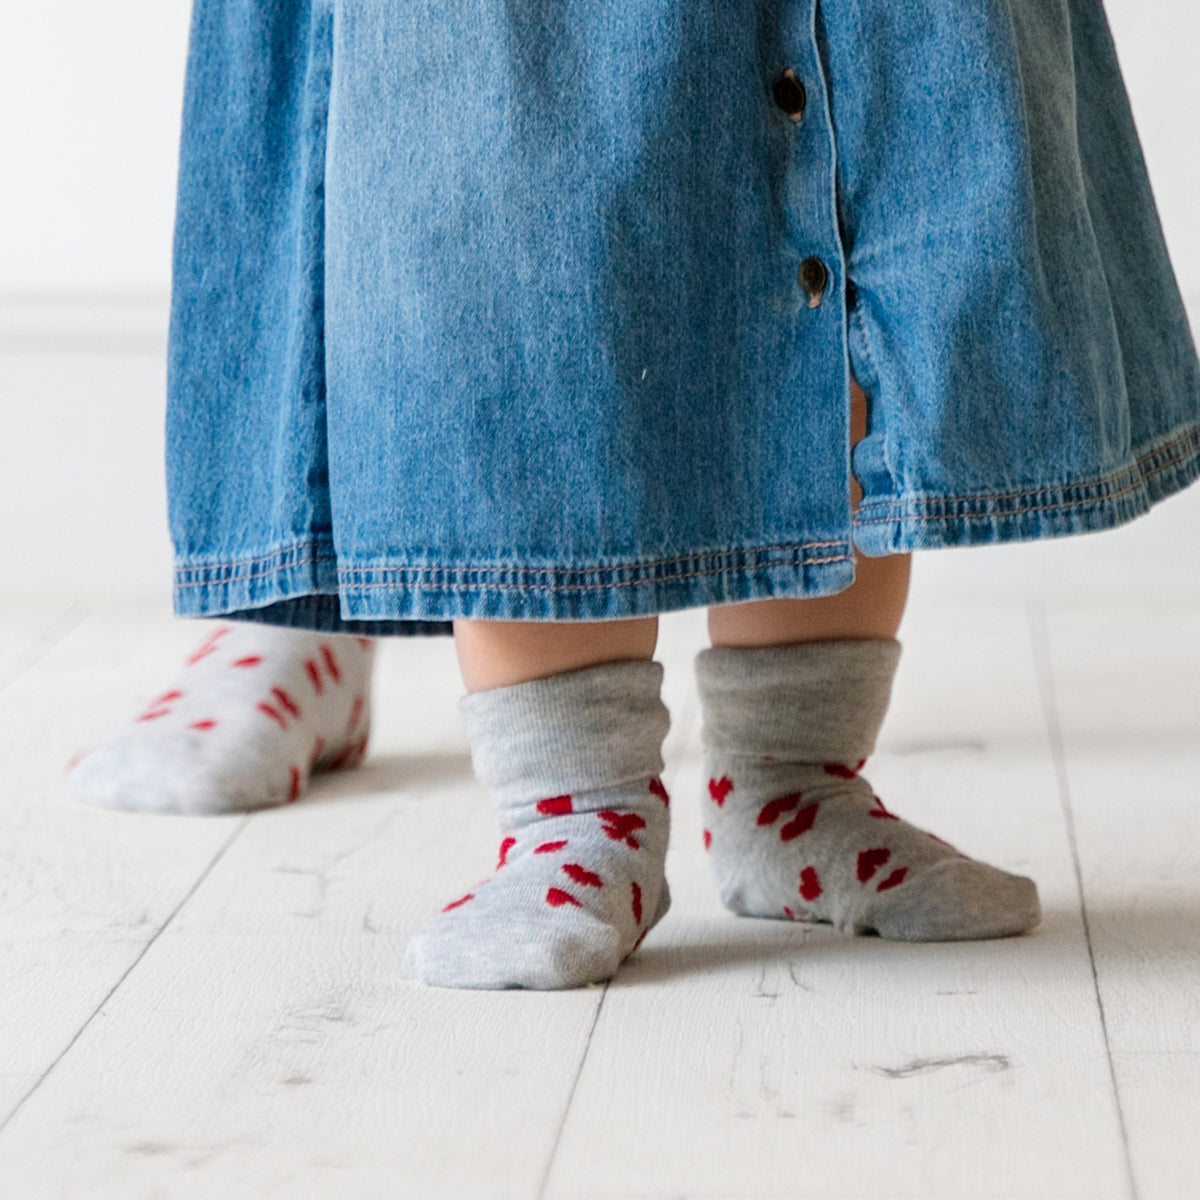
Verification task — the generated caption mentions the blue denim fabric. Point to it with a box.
[168,0,1200,635]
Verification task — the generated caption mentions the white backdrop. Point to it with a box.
[0,1,1197,602]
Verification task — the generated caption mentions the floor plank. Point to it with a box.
[0,605,246,1128]
[1044,602,1200,1200]
[0,615,706,1197]
[5,599,1189,1196]
[545,606,1128,1199]
[0,932,601,1199]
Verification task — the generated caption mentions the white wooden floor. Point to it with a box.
[2,593,1198,1199]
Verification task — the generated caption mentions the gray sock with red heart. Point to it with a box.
[66,623,374,814]
[695,639,1040,941]
[405,658,672,990]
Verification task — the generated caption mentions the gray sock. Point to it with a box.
[66,624,374,814]
[695,640,1040,941]
[405,659,672,989]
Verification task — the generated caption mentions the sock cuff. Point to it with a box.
[694,638,901,762]
[459,658,668,806]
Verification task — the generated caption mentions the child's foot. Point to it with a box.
[66,624,375,814]
[405,659,671,989]
[695,640,1040,941]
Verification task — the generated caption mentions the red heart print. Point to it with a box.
[545,887,582,908]
[443,893,474,912]
[631,880,643,924]
[232,655,262,668]
[347,695,365,734]
[708,776,733,806]
[799,866,822,901]
[256,701,289,730]
[597,811,646,848]
[649,777,670,806]
[537,795,573,816]
[876,867,909,892]
[271,687,302,719]
[562,863,604,888]
[288,766,302,802]
[703,829,712,850]
[186,627,229,665]
[857,847,891,883]
[757,792,803,826]
[137,690,184,722]
[497,837,517,868]
[320,643,342,684]
[534,840,569,854]
[779,801,819,842]
[305,658,324,694]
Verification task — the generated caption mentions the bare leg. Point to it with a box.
[453,616,658,692]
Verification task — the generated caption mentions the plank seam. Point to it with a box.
[536,988,606,1200]
[535,672,699,1199]
[0,817,249,1140]
[1028,599,1139,1200]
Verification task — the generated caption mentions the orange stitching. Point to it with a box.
[176,540,851,587]
[339,553,853,593]
[856,424,1200,524]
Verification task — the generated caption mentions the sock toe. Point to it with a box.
[406,909,623,990]
[862,857,1042,941]
[67,738,293,815]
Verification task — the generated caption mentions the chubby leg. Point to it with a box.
[453,617,659,691]
[406,616,671,989]
[699,379,1040,940]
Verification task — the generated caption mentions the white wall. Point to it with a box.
[0,1,1198,603]
[0,1,192,296]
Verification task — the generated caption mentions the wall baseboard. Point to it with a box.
[0,293,169,356]
[2,291,1195,359]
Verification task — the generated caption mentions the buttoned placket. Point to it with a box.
[772,21,856,546]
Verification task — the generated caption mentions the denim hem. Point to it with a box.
[852,419,1200,555]
[172,539,858,632]
[172,414,1200,635]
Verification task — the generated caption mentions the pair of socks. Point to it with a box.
[68,624,1040,989]
[407,638,1040,989]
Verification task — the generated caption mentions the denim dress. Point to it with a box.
[167,0,1200,636]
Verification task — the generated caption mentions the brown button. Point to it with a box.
[773,69,807,121]
[798,257,828,308]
